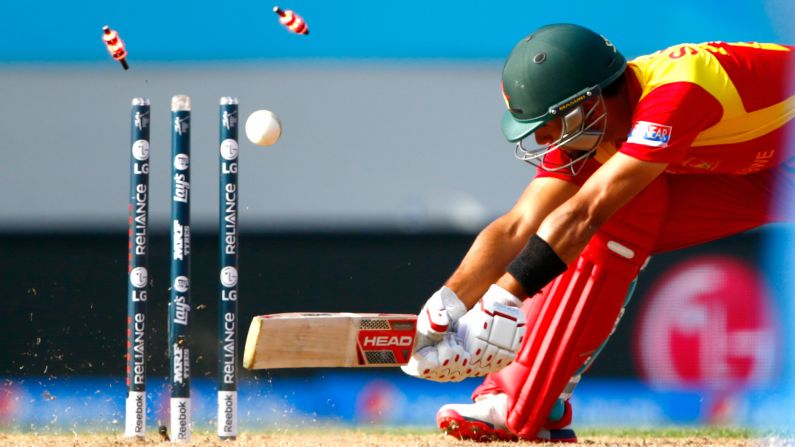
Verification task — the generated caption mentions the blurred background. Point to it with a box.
[1,0,794,434]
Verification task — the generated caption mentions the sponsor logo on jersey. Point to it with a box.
[627,121,672,148]
[682,157,720,171]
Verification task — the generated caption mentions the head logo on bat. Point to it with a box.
[361,335,414,348]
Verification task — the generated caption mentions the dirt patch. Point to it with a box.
[0,432,772,447]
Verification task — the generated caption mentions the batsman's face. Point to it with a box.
[534,118,564,146]
[534,96,605,151]
[514,95,607,174]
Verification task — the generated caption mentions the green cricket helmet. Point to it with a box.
[501,24,626,172]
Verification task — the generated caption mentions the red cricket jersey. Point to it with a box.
[538,41,795,183]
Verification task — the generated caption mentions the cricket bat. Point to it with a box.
[243,313,418,369]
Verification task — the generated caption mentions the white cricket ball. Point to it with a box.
[245,110,282,147]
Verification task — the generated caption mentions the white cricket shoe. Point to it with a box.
[436,393,577,443]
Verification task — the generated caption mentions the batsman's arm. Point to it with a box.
[498,153,668,296]
[405,176,576,380]
[444,176,579,308]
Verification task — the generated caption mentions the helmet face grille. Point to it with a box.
[514,92,608,175]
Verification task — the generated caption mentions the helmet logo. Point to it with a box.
[533,52,546,64]
[551,87,599,115]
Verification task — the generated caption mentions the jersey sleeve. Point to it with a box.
[619,82,722,164]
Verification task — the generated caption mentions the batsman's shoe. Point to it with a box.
[437,393,515,442]
[436,394,577,443]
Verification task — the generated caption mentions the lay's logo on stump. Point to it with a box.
[627,121,672,147]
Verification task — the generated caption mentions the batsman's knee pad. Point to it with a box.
[504,234,649,437]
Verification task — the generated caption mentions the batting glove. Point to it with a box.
[456,284,526,375]
[414,286,467,343]
[401,332,471,382]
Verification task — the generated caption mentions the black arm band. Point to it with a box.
[507,234,568,296]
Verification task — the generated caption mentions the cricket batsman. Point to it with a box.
[401,23,795,442]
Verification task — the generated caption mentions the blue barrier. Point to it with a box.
[2,373,785,433]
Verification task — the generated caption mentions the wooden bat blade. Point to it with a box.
[243,313,417,369]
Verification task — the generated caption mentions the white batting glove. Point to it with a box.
[456,284,526,375]
[415,286,467,343]
[401,333,471,382]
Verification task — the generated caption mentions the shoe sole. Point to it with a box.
[436,408,517,442]
[436,409,578,443]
